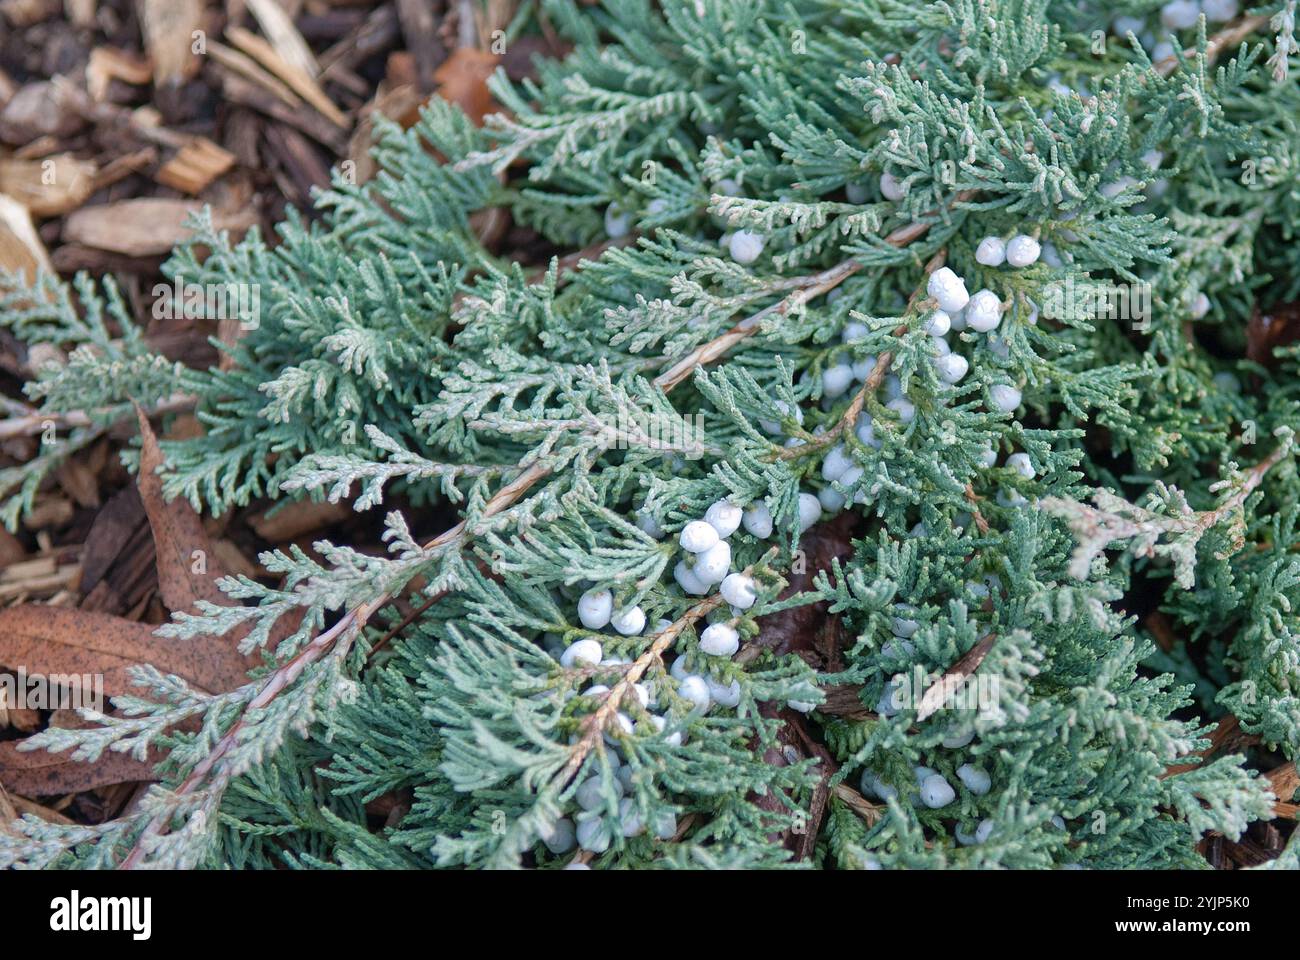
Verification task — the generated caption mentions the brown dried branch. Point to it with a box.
[831,782,883,827]
[0,394,194,442]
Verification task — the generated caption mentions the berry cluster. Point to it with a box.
[551,492,818,853]
[859,744,1001,846]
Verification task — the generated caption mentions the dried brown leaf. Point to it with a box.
[0,786,72,825]
[0,605,245,696]
[433,47,499,127]
[0,740,156,796]
[134,406,227,614]
[0,192,52,282]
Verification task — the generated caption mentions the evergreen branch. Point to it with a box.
[8,0,1295,870]
[118,607,367,869]
[530,234,639,287]
[136,205,951,833]
[1268,3,1298,81]
[1152,12,1273,79]
[652,258,864,391]
[0,393,194,441]
[1044,430,1295,587]
[652,194,976,391]
[774,250,949,463]
[556,567,746,786]
[120,459,555,868]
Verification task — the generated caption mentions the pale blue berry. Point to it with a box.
[823,364,855,398]
[1005,234,1040,267]
[561,639,603,668]
[699,622,739,657]
[692,539,731,584]
[578,588,613,629]
[956,763,991,795]
[965,290,1003,332]
[679,520,719,553]
[610,605,646,636]
[729,229,765,264]
[975,236,1006,267]
[576,817,612,853]
[742,502,773,538]
[704,499,743,538]
[677,675,711,710]
[540,818,577,854]
[798,492,823,532]
[720,572,757,610]
[919,773,956,808]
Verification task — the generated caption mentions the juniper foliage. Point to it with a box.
[3,0,1300,869]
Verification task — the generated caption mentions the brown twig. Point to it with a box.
[963,483,990,535]
[368,589,446,658]
[1154,13,1272,78]
[653,257,866,391]
[831,782,883,827]
[1265,762,1299,813]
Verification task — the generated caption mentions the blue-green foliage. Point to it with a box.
[2,0,1299,869]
